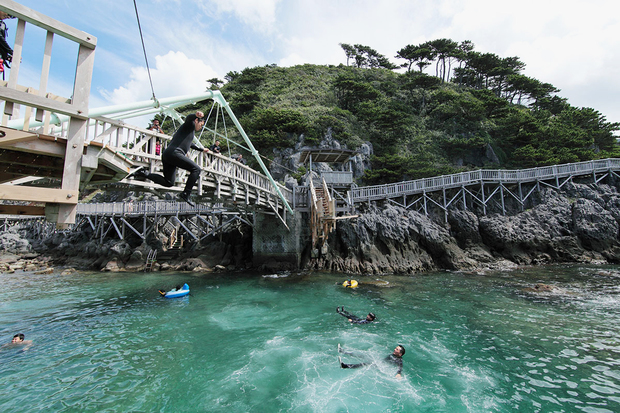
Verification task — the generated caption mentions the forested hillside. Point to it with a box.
[174,39,620,186]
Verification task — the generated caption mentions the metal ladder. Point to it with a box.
[144,249,157,272]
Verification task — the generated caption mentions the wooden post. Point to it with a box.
[56,43,95,228]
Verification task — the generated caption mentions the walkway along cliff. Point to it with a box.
[5,159,620,274]
[308,178,620,274]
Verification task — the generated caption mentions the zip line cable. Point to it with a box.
[133,0,157,102]
[130,3,293,175]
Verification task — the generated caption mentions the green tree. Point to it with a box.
[395,44,435,72]
[339,43,357,66]
[341,44,397,69]
[490,56,525,97]
[207,78,224,90]
[556,107,620,154]
[427,38,460,82]
[333,72,380,111]
[245,108,308,149]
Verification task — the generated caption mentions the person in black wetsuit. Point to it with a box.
[336,306,376,324]
[130,111,209,206]
[339,344,405,378]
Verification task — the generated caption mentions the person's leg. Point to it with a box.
[164,152,201,196]
[144,162,176,187]
[179,158,201,196]
[337,307,355,318]
[338,344,362,356]
[340,358,368,369]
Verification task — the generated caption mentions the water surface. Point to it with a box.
[2,265,620,412]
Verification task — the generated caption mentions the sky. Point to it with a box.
[4,0,620,129]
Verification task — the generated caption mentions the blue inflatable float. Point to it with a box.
[159,283,189,298]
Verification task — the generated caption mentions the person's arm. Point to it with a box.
[190,141,207,151]
[337,310,356,320]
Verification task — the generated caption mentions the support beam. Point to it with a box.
[0,205,45,215]
[0,185,78,203]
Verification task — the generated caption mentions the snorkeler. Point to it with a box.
[339,344,405,378]
[336,306,376,324]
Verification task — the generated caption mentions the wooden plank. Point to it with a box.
[36,30,55,122]
[55,42,95,226]
[4,137,66,157]
[0,185,78,204]
[0,160,63,178]
[0,87,88,119]
[0,205,45,216]
[0,172,23,183]
[0,127,39,146]
[0,81,70,102]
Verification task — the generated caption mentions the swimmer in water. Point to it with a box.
[336,306,376,324]
[339,344,405,378]
[3,333,33,351]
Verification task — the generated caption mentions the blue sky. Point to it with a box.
[5,0,620,127]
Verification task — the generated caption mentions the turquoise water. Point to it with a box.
[2,266,620,412]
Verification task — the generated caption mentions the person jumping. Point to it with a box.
[129,111,209,206]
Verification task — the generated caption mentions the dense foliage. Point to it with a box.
[178,39,619,185]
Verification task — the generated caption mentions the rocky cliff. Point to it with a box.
[306,181,620,274]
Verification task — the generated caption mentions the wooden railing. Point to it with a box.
[321,170,353,185]
[36,110,293,208]
[350,158,620,202]
[76,200,224,216]
[0,0,96,226]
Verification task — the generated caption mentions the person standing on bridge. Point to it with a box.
[0,11,14,80]
[148,118,164,134]
[210,140,222,154]
[129,111,209,206]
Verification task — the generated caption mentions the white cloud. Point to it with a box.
[100,51,218,105]
[209,0,281,34]
[442,0,620,121]
[278,53,306,68]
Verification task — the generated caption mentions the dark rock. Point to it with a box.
[310,182,620,273]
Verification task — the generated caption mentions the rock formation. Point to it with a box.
[304,181,620,274]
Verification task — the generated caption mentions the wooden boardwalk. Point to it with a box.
[349,158,620,219]
[75,200,252,244]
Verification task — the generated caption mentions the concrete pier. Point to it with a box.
[252,211,305,269]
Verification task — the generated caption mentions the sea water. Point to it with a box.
[1,265,620,412]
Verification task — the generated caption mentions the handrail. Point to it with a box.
[77,200,229,216]
[0,1,96,227]
[350,158,620,202]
